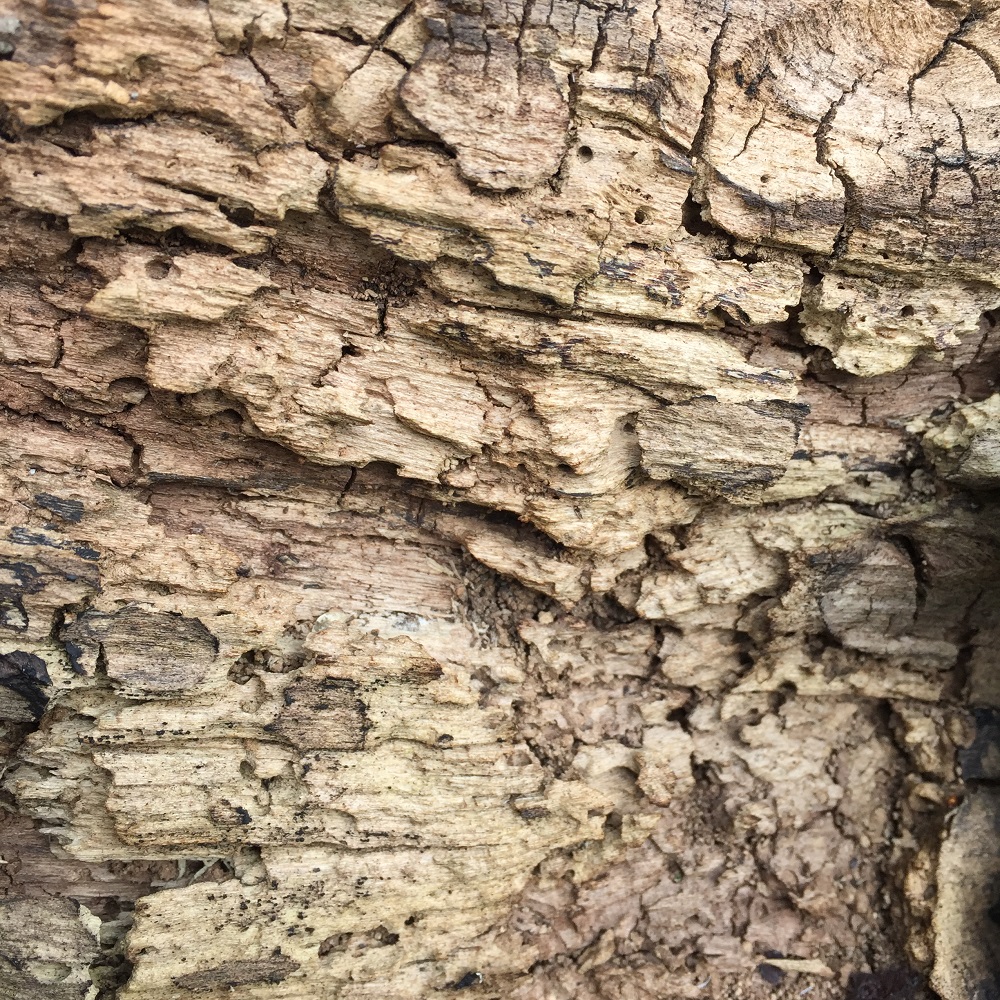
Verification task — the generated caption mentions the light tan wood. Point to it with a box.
[0,1,997,999]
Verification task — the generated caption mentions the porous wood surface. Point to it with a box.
[0,2,998,999]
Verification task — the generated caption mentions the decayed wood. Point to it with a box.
[0,1,998,999]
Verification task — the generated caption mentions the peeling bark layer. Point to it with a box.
[0,2,998,999]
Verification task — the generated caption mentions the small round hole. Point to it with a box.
[634,208,648,224]
[900,304,915,317]
[145,258,171,280]
[577,145,593,162]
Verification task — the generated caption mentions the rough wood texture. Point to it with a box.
[0,2,998,999]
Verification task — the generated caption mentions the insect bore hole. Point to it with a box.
[145,258,172,280]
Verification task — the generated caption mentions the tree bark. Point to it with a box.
[0,2,998,999]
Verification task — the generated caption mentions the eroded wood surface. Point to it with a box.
[0,1,999,999]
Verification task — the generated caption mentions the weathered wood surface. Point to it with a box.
[0,1,998,999]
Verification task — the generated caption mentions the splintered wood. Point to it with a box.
[0,2,998,999]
